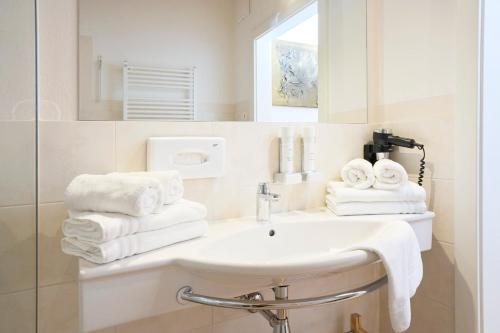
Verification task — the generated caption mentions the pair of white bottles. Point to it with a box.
[279,127,316,174]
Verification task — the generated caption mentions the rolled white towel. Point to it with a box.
[327,181,425,203]
[340,158,375,190]
[64,174,163,217]
[112,171,183,204]
[61,220,209,264]
[326,196,427,216]
[63,199,207,243]
[373,159,408,190]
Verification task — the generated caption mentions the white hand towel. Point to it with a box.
[112,171,183,204]
[63,199,207,243]
[326,196,427,216]
[61,220,208,264]
[345,221,423,332]
[373,159,408,190]
[327,181,425,203]
[64,174,163,217]
[341,159,375,190]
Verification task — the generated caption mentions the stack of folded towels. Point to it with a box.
[326,158,427,216]
[60,171,208,264]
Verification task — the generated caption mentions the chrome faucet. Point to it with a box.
[256,183,280,222]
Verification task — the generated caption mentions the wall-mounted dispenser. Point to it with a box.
[301,127,322,182]
[147,137,226,179]
[275,127,302,184]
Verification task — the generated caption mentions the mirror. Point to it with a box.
[78,0,367,122]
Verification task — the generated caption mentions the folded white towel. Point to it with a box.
[63,199,207,243]
[327,181,425,203]
[61,220,208,264]
[326,196,427,216]
[373,159,408,190]
[341,159,375,190]
[112,171,183,204]
[345,221,423,332]
[64,174,163,217]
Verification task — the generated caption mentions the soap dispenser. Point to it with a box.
[301,126,316,174]
[301,126,322,182]
[274,127,302,184]
[279,127,294,174]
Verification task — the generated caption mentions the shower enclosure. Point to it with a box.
[0,0,38,332]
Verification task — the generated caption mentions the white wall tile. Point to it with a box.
[0,205,36,294]
[115,306,213,333]
[39,121,116,203]
[429,179,454,243]
[39,203,78,287]
[38,0,78,121]
[419,241,454,307]
[0,289,36,333]
[0,121,36,207]
[38,282,79,333]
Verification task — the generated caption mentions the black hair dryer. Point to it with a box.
[364,129,426,186]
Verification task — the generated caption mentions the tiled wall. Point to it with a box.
[0,1,38,332]
[372,0,457,332]
[11,0,461,332]
[375,103,456,333]
[34,120,393,333]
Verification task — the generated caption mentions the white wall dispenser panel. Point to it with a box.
[147,137,226,179]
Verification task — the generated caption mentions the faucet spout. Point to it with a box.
[256,183,280,222]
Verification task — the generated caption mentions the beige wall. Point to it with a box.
[25,0,478,332]
[454,0,480,332]
[36,2,383,333]
[0,1,38,333]
[32,0,388,332]
[34,120,386,333]
[372,0,458,332]
[0,0,36,120]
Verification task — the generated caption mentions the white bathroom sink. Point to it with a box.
[78,209,433,332]
[175,218,382,284]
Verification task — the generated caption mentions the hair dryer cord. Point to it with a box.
[417,146,426,186]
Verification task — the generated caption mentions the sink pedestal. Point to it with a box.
[244,286,292,332]
[268,286,291,333]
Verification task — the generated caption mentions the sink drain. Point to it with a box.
[268,229,276,237]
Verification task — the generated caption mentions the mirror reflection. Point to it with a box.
[78,0,367,122]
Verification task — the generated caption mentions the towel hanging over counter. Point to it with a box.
[344,221,423,332]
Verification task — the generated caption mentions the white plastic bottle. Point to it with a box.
[279,127,294,174]
[301,126,316,173]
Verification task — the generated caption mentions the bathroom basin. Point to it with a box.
[174,218,385,285]
[78,209,433,332]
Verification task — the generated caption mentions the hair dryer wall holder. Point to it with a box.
[364,129,426,186]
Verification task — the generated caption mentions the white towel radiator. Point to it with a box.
[123,62,196,121]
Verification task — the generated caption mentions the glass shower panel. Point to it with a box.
[0,0,38,332]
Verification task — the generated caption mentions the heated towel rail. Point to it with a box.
[123,62,196,121]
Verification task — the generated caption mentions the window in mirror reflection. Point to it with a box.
[255,2,318,122]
